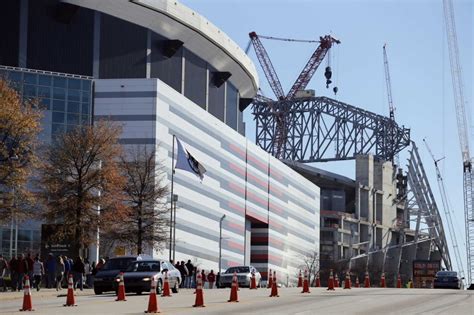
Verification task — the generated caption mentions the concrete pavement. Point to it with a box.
[1,287,473,314]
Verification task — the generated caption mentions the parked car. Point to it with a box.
[219,266,261,288]
[116,259,181,295]
[433,271,463,289]
[93,256,137,295]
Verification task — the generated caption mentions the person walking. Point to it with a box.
[72,257,85,291]
[26,253,34,283]
[185,260,194,288]
[207,270,216,289]
[178,261,188,288]
[63,256,71,287]
[32,257,44,291]
[45,253,56,289]
[55,256,65,291]
[216,272,221,288]
[16,254,28,290]
[201,269,207,289]
[0,255,8,292]
[84,259,92,289]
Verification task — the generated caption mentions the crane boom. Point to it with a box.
[443,0,474,287]
[383,44,395,120]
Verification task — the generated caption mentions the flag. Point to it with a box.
[174,137,206,181]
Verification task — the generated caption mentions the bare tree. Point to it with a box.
[299,248,320,286]
[38,121,127,255]
[108,146,169,254]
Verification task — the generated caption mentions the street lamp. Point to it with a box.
[172,194,178,263]
[219,214,226,273]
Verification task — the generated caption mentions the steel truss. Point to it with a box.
[405,141,452,269]
[253,96,410,162]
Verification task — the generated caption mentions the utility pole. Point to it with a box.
[219,214,226,272]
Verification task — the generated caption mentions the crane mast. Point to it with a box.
[443,0,474,287]
[383,44,395,120]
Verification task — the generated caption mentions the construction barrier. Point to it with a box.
[250,271,257,290]
[297,270,303,288]
[344,271,351,289]
[380,272,386,288]
[315,272,321,287]
[301,270,310,293]
[327,269,335,291]
[355,276,360,288]
[19,275,34,312]
[334,273,340,288]
[267,269,273,289]
[364,271,371,288]
[397,274,402,288]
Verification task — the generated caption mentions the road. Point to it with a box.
[1,287,473,314]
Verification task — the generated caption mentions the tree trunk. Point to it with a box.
[137,204,143,255]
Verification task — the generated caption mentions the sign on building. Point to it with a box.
[412,260,441,288]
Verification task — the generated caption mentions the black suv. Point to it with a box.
[93,256,137,295]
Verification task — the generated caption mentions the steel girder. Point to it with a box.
[253,96,410,162]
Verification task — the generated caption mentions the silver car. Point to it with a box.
[219,266,261,288]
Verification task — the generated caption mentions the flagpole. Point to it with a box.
[169,134,175,263]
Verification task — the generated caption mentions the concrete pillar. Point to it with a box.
[244,220,251,265]
[356,155,374,221]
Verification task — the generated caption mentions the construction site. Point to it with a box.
[246,0,472,289]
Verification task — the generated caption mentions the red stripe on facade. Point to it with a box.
[246,208,268,224]
[228,201,245,214]
[247,154,267,172]
[269,201,284,214]
[229,182,246,195]
[226,240,245,251]
[271,168,284,181]
[247,172,268,189]
[247,191,268,209]
[229,162,245,176]
[227,261,241,267]
[227,222,244,233]
[270,185,284,198]
[251,236,269,243]
[229,143,246,158]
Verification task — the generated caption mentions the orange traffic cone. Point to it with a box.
[355,276,360,288]
[344,271,351,289]
[250,271,257,289]
[193,272,205,307]
[162,271,171,297]
[64,273,77,307]
[334,273,340,288]
[116,272,127,301]
[269,271,279,297]
[380,272,386,288]
[397,274,402,288]
[315,272,321,287]
[228,272,239,302]
[327,269,335,291]
[297,270,303,287]
[267,269,273,289]
[364,271,371,288]
[145,277,160,313]
[301,270,310,293]
[19,275,34,311]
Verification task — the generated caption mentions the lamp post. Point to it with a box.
[219,214,226,273]
[172,194,178,263]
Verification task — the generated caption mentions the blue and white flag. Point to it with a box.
[174,137,206,181]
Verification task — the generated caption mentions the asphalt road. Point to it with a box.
[1,287,473,314]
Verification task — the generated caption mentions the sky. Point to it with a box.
[179,0,473,275]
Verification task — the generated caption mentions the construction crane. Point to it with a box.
[248,32,340,158]
[383,44,395,121]
[423,139,465,282]
[443,0,474,288]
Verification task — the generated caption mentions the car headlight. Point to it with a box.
[115,278,121,282]
[142,277,151,282]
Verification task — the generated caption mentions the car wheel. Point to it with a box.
[94,288,103,295]
[172,280,179,293]
[156,279,162,295]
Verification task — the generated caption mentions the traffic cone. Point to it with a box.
[344,271,351,289]
[380,272,386,288]
[193,272,205,307]
[145,277,160,313]
[364,271,371,288]
[161,271,171,297]
[267,269,273,289]
[315,272,321,287]
[297,270,303,287]
[327,269,335,291]
[19,275,34,311]
[334,273,339,288]
[301,270,310,293]
[269,271,279,297]
[250,271,257,289]
[397,274,402,288]
[116,272,127,301]
[64,273,77,307]
[355,276,360,288]
[228,272,239,302]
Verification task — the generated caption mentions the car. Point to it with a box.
[93,256,137,295]
[116,259,181,295]
[218,266,261,288]
[433,271,463,289]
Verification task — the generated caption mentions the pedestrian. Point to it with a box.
[95,258,105,272]
[56,256,65,291]
[178,261,188,288]
[201,269,207,289]
[32,257,44,291]
[63,255,71,287]
[0,254,8,292]
[72,257,85,291]
[207,270,216,289]
[9,255,18,291]
[16,254,28,290]
[216,272,221,288]
[185,259,194,288]
[45,253,56,289]
[84,258,92,288]
[26,253,34,283]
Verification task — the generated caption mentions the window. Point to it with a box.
[68,89,81,102]
[53,76,67,88]
[39,75,52,86]
[67,102,80,113]
[38,86,51,98]
[24,73,37,85]
[52,112,65,124]
[52,100,65,112]
[68,78,81,90]
[226,83,238,129]
[53,88,66,100]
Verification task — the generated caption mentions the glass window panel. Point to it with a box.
[23,84,37,97]
[226,83,238,130]
[81,91,90,103]
[32,230,40,241]
[8,71,22,83]
[38,86,51,98]
[52,124,64,134]
[68,78,81,90]
[38,75,52,86]
[39,98,50,110]
[52,112,65,123]
[18,230,31,242]
[24,73,37,85]
[52,100,65,112]
[81,102,90,115]
[67,101,80,113]
[53,76,66,88]
[67,113,80,125]
[53,87,66,100]
[81,115,90,124]
[66,124,78,132]
[81,80,91,91]
[68,89,80,102]
[2,229,11,241]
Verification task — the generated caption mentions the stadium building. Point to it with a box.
[0,0,320,282]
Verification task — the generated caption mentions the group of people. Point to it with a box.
[0,253,100,292]
[173,259,220,289]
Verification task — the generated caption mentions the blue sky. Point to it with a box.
[180,0,473,273]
